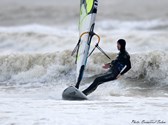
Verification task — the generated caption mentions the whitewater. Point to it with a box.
[0,0,168,125]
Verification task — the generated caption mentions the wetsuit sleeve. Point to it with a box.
[120,57,131,75]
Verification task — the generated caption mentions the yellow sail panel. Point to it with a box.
[86,0,94,14]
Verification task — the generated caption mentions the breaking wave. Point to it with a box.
[0,50,167,86]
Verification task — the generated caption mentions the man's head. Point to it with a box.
[117,39,126,51]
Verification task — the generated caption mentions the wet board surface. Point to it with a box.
[62,86,88,100]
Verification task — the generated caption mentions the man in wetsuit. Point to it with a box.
[82,39,131,95]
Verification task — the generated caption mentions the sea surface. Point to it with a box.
[0,0,168,125]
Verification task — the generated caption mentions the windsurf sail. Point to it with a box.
[72,0,110,89]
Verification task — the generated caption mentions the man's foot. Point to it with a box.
[82,90,88,96]
[75,85,79,89]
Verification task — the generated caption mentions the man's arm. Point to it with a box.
[120,59,131,75]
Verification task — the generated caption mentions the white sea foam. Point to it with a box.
[96,20,168,31]
[0,50,167,89]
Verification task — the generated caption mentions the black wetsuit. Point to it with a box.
[82,50,131,95]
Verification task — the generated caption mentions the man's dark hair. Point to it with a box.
[117,39,126,50]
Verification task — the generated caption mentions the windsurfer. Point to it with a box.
[82,39,132,95]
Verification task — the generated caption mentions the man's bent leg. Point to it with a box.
[82,73,116,95]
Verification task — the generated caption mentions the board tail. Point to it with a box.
[62,86,88,100]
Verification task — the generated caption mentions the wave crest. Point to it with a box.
[0,50,167,86]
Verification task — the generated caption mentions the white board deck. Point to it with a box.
[62,86,88,100]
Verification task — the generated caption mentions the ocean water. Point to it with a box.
[0,0,168,125]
